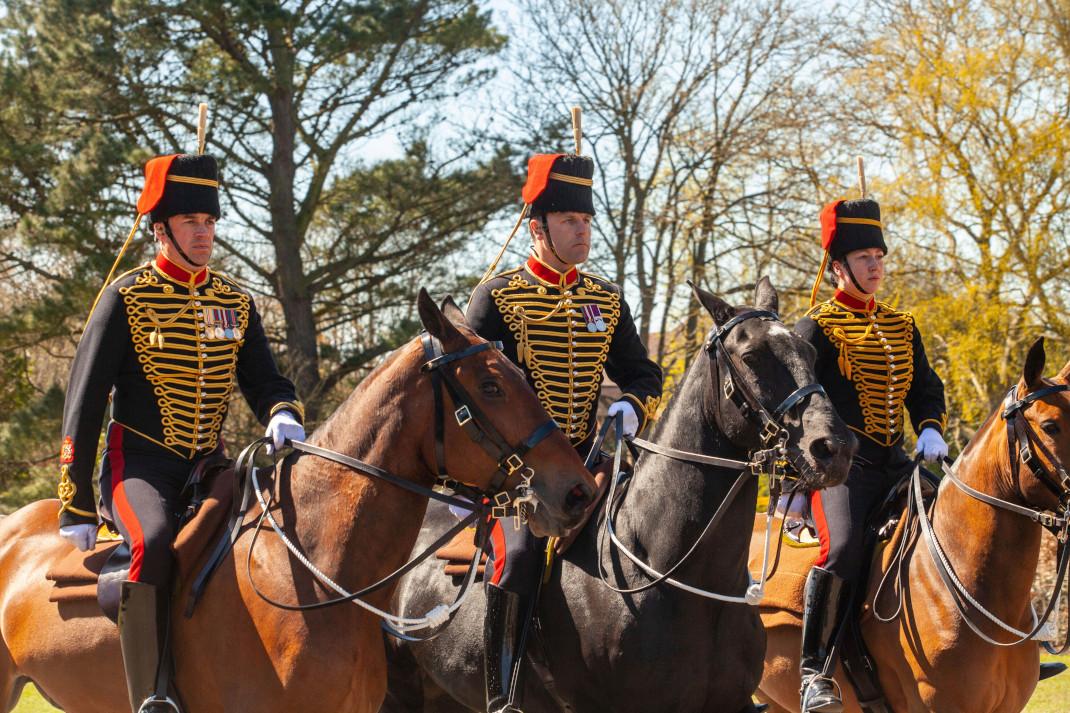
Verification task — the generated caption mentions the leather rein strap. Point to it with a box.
[897,383,1070,653]
[188,332,560,639]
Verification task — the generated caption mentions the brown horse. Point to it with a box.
[0,290,596,713]
[754,337,1070,712]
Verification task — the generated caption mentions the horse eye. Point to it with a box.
[1041,420,1060,436]
[481,380,504,397]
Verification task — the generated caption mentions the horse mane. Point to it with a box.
[311,342,417,443]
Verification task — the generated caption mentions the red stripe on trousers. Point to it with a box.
[810,489,831,567]
[488,520,507,586]
[107,426,145,582]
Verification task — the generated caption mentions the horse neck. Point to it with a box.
[282,345,434,607]
[924,410,1042,623]
[617,354,758,580]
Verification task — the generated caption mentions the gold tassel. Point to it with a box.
[84,213,144,331]
[478,204,530,286]
[810,250,831,307]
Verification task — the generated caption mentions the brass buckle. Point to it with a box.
[723,376,735,400]
[455,405,473,427]
[1039,512,1056,528]
[503,453,524,474]
[494,491,512,507]
[762,420,781,444]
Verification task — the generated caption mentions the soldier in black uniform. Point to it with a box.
[56,153,305,713]
[466,152,663,713]
[794,198,947,713]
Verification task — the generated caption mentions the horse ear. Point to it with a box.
[754,276,779,314]
[438,295,470,329]
[688,279,734,326]
[1021,337,1046,392]
[418,288,464,345]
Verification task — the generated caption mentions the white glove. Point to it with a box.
[607,400,640,438]
[59,523,97,552]
[914,427,948,463]
[265,410,305,454]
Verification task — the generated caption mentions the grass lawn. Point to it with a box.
[12,654,1070,711]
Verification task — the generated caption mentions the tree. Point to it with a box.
[1,0,518,420]
[837,0,1070,439]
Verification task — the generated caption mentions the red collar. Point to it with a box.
[833,289,876,313]
[155,253,209,287]
[525,256,579,288]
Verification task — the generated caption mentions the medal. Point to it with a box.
[203,307,241,340]
[582,304,607,333]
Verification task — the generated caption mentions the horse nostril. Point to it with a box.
[566,484,590,512]
[810,437,837,462]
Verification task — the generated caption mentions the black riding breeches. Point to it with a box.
[97,422,206,588]
[809,447,911,582]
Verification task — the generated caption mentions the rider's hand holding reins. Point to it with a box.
[606,400,639,437]
[59,523,97,552]
[266,410,305,454]
[914,427,948,462]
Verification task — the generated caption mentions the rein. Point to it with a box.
[594,309,828,605]
[233,333,560,640]
[874,384,1070,653]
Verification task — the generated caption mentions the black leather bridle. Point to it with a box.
[597,310,830,599]
[705,310,827,473]
[419,333,559,522]
[191,332,563,639]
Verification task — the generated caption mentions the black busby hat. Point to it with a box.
[148,154,221,224]
[821,198,887,259]
[524,154,596,216]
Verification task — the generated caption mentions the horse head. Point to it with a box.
[417,289,595,537]
[690,277,856,490]
[988,337,1070,512]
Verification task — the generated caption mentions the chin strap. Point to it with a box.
[540,217,574,271]
[837,257,873,297]
[162,221,208,269]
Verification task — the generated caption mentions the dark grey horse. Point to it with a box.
[381,279,857,713]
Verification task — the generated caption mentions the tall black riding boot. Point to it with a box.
[799,566,848,713]
[118,581,181,713]
[484,584,527,713]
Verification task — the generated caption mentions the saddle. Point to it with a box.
[45,457,236,621]
[772,471,940,553]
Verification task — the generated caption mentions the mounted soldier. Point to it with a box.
[794,177,948,712]
[465,114,663,713]
[56,147,305,712]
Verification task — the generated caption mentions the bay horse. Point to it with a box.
[0,289,596,713]
[754,337,1070,712]
[380,278,858,713]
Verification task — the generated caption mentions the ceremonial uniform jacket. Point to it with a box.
[467,257,663,451]
[795,290,946,462]
[58,255,302,526]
